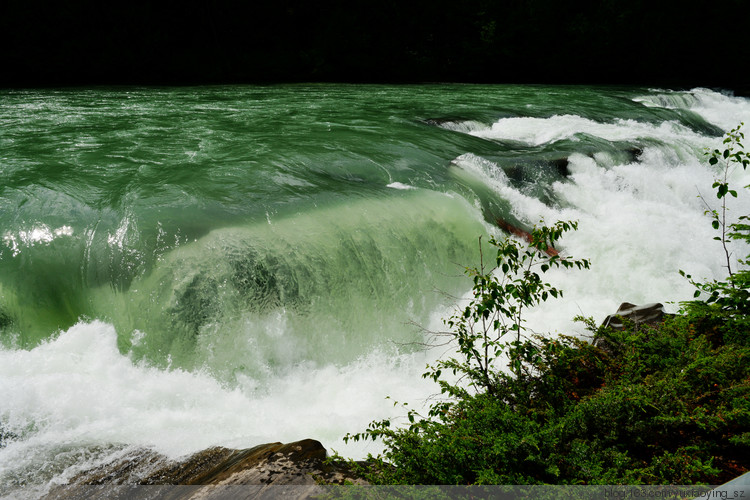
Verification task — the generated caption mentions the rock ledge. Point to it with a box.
[44,439,367,500]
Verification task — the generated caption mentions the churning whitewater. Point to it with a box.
[1,85,749,496]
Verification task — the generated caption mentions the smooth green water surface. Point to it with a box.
[0,85,727,374]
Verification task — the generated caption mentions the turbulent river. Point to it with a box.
[1,85,749,496]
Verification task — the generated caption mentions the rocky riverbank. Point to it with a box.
[43,439,366,500]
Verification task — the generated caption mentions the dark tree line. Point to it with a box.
[1,0,748,90]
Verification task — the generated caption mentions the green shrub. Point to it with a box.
[347,314,749,485]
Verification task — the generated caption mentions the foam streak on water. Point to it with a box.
[1,85,749,495]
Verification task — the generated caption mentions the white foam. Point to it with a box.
[634,88,750,131]
[687,88,750,131]
[386,182,416,190]
[0,322,254,458]
[0,320,442,487]
[444,96,750,337]
[522,161,747,337]
[522,152,747,336]
[436,120,487,134]
[2,225,74,257]
[451,153,510,184]
[450,152,561,222]
[468,114,707,148]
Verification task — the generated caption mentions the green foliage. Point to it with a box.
[681,122,750,346]
[347,316,749,485]
[423,222,590,400]
[694,122,750,277]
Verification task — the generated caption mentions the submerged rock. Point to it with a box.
[0,307,11,329]
[44,439,367,500]
[549,157,570,177]
[495,218,559,257]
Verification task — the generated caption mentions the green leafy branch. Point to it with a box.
[425,221,590,400]
[702,122,750,278]
[682,122,750,322]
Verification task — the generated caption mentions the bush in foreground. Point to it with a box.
[346,274,748,484]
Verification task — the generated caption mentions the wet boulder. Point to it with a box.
[601,302,674,331]
[44,439,367,500]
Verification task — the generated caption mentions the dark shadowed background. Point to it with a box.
[0,0,748,91]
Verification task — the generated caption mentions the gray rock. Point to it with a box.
[601,302,673,331]
[43,439,367,500]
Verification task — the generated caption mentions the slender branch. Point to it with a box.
[721,160,734,277]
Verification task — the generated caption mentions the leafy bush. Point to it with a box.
[425,221,589,401]
[346,311,749,484]
[681,122,750,346]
